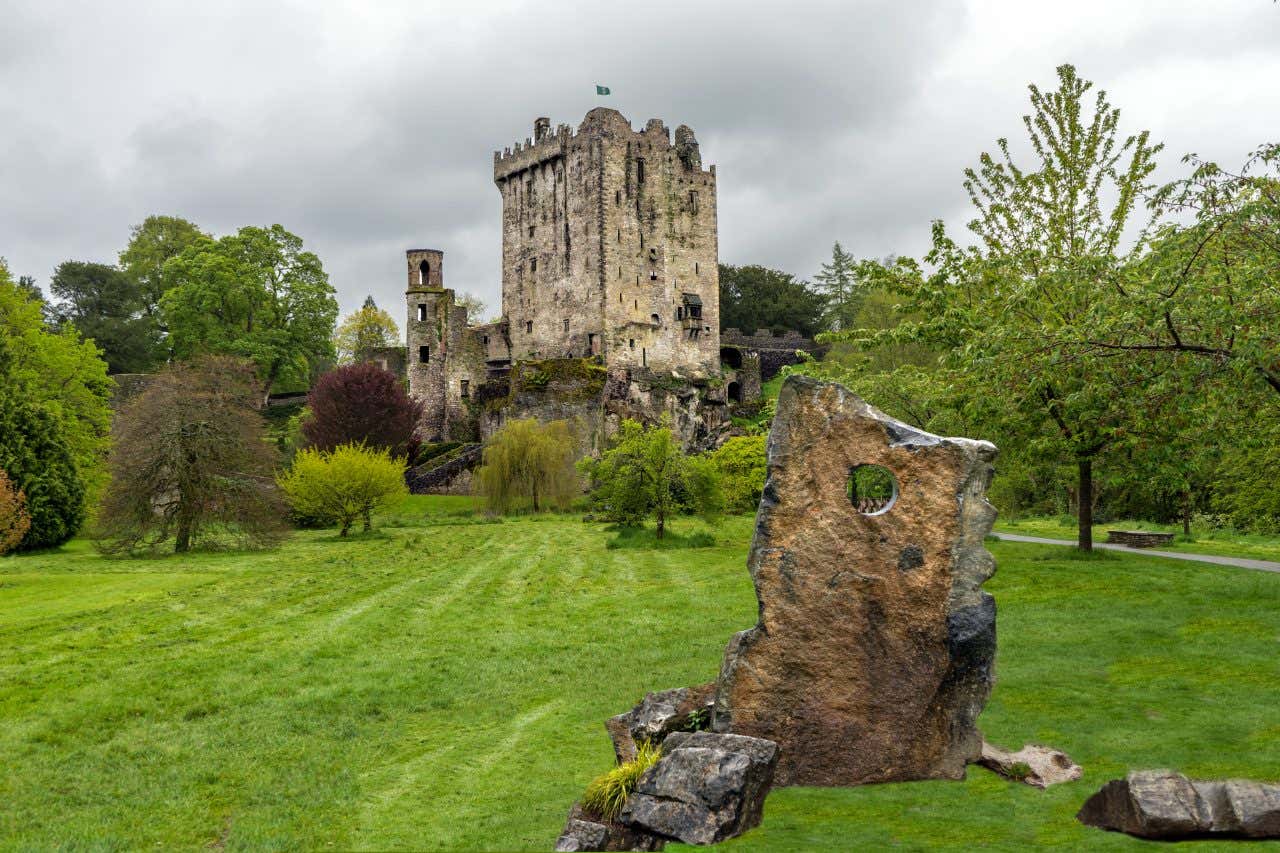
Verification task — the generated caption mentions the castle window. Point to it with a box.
[525,320,533,334]
[616,190,621,205]
[629,339,635,350]
[418,345,430,363]
[563,319,570,333]
[530,258,537,273]
[677,306,684,320]
[529,226,535,238]
[588,332,596,352]
[460,379,469,398]
[418,260,430,285]
[642,347,647,367]
[417,303,426,322]
[695,262,700,275]
[649,271,658,281]
[689,190,699,214]
[650,313,660,325]
[637,159,645,184]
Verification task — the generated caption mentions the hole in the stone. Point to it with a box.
[848,464,897,516]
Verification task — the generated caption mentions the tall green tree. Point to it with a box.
[0,258,112,497]
[475,418,578,514]
[845,64,1162,550]
[333,296,400,364]
[48,261,161,373]
[161,224,338,398]
[813,241,862,331]
[118,215,208,317]
[718,264,825,337]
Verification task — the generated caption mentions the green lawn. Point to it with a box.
[996,515,1280,562]
[2,497,1279,850]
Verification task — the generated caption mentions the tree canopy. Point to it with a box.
[161,224,338,397]
[718,264,825,337]
[334,296,400,364]
[302,362,422,458]
[48,260,161,373]
[118,214,208,318]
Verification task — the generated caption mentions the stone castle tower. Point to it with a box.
[404,109,741,447]
[494,108,720,375]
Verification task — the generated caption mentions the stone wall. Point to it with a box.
[721,328,829,382]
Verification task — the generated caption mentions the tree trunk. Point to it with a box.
[532,481,540,513]
[340,519,350,537]
[1182,489,1192,536]
[363,508,372,532]
[1077,458,1093,551]
[655,508,665,539]
[175,515,192,553]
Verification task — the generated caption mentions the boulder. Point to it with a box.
[621,732,778,845]
[554,803,664,852]
[977,740,1082,788]
[712,375,999,786]
[605,684,715,764]
[1077,770,1280,839]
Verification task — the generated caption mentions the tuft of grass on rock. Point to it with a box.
[581,741,662,822]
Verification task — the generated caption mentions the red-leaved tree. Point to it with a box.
[302,363,422,458]
[0,469,32,555]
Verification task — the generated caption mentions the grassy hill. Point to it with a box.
[2,496,1279,849]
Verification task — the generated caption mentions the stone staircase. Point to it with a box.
[404,443,483,494]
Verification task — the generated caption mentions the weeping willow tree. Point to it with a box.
[475,418,579,514]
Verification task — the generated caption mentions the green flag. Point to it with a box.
[595,85,611,95]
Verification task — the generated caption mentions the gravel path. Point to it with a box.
[992,532,1280,575]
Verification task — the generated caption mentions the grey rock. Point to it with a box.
[977,741,1082,788]
[621,732,777,845]
[1078,770,1280,839]
[605,683,714,764]
[554,803,664,852]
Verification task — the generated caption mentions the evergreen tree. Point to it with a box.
[813,241,862,331]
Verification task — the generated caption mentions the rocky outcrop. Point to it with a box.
[554,803,664,852]
[976,741,1081,788]
[605,684,715,764]
[712,376,999,786]
[1078,771,1280,840]
[620,732,778,846]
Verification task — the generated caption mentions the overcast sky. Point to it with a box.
[2,0,1278,325]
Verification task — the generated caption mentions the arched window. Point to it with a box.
[418,259,430,285]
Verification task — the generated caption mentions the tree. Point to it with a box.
[47,261,161,373]
[842,65,1162,550]
[0,387,83,551]
[301,363,422,457]
[118,215,208,318]
[707,435,767,514]
[579,419,718,538]
[813,241,863,331]
[0,258,111,501]
[475,418,579,514]
[161,224,338,397]
[94,356,287,554]
[456,292,489,325]
[334,296,401,363]
[718,264,826,337]
[277,443,408,536]
[0,469,32,555]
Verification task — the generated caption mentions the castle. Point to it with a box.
[399,108,761,455]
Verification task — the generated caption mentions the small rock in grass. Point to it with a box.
[554,803,664,852]
[977,740,1082,788]
[1077,770,1280,839]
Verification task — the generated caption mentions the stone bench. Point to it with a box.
[1106,530,1175,548]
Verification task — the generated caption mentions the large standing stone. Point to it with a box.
[605,684,715,764]
[1078,771,1280,840]
[620,732,778,845]
[713,376,998,786]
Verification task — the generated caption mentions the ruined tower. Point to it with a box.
[493,109,720,376]
[405,249,458,441]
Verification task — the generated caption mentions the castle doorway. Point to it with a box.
[728,381,742,403]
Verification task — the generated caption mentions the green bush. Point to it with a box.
[277,443,408,536]
[707,435,766,514]
[0,397,85,551]
[581,741,662,822]
[475,419,578,514]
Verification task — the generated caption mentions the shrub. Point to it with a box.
[0,469,31,554]
[94,356,287,554]
[475,419,578,514]
[707,435,766,513]
[581,741,662,822]
[0,377,86,551]
[579,419,721,538]
[302,363,422,457]
[277,443,408,536]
